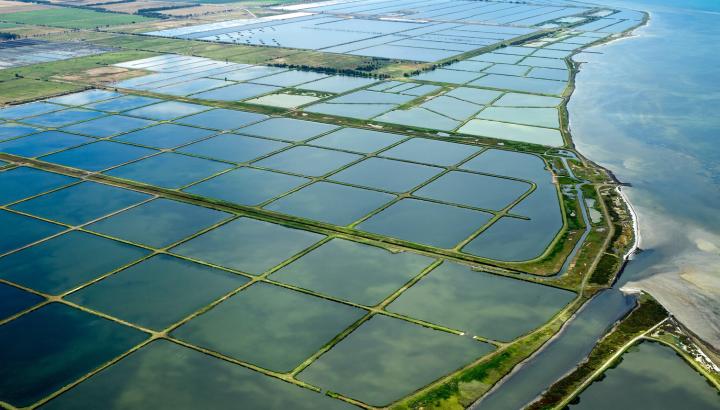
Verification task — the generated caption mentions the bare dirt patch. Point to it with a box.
[54,66,147,85]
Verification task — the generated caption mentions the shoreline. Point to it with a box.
[465,8,655,409]
[539,3,720,407]
[569,9,720,358]
[475,5,717,407]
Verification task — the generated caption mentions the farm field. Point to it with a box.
[0,0,50,13]
[0,8,154,29]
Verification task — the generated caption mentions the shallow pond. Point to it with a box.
[0,230,149,294]
[67,254,244,330]
[298,314,494,407]
[264,181,394,226]
[105,153,232,189]
[330,157,443,193]
[173,282,364,372]
[0,303,147,407]
[269,238,435,306]
[458,118,563,146]
[10,181,150,226]
[42,340,354,409]
[388,262,575,341]
[170,217,324,275]
[309,127,404,153]
[179,133,289,164]
[184,167,308,206]
[87,198,231,248]
[357,198,493,248]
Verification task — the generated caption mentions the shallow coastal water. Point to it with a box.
[570,0,720,348]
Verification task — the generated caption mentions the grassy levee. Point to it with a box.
[526,296,669,410]
[548,228,609,290]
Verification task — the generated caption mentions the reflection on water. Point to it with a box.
[570,0,720,348]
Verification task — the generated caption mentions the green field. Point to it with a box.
[0,78,84,104]
[0,8,154,29]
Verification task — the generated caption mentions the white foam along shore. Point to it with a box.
[618,186,642,258]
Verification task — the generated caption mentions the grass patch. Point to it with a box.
[514,228,582,278]
[270,52,395,73]
[0,8,154,29]
[0,21,65,36]
[550,228,610,290]
[601,187,634,256]
[588,253,621,286]
[0,78,84,104]
[82,31,397,72]
[0,50,156,82]
[0,50,154,104]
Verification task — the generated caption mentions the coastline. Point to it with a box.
[474,5,718,407]
[569,6,720,355]
[536,2,720,407]
[464,9,656,409]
